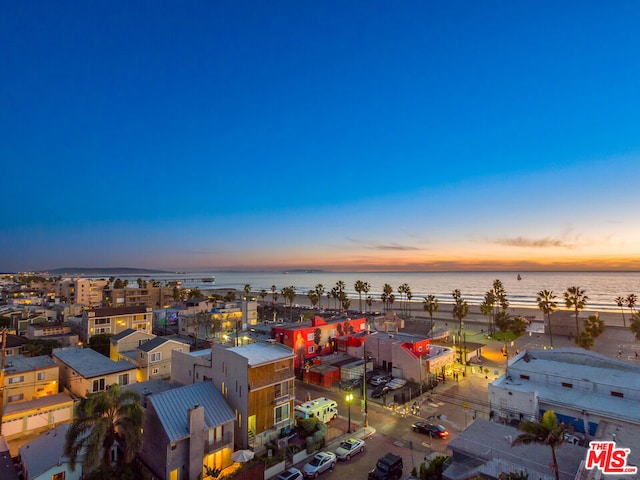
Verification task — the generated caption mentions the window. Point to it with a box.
[308,346,315,354]
[274,403,290,425]
[150,352,162,362]
[37,372,46,381]
[118,373,130,386]
[274,381,290,398]
[9,375,24,384]
[8,393,24,402]
[92,378,106,392]
[95,327,110,334]
[175,347,183,352]
[520,374,530,380]
[52,472,65,480]
[95,318,110,325]
[611,391,624,398]
[152,367,159,375]
[307,333,314,341]
[561,382,573,388]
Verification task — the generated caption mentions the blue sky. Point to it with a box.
[2,1,640,272]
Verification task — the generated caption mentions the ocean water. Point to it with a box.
[120,271,640,312]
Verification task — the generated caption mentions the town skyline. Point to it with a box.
[2,2,640,273]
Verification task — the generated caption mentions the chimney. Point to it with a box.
[188,405,205,480]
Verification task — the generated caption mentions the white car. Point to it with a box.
[335,438,365,460]
[277,467,303,480]
[302,451,337,478]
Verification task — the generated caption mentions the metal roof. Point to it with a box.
[223,342,294,366]
[53,347,137,378]
[18,424,70,479]
[149,381,235,443]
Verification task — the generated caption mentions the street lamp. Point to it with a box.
[346,392,353,433]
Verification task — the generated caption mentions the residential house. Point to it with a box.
[0,334,28,356]
[53,347,138,397]
[25,322,79,347]
[271,316,367,368]
[111,331,189,382]
[0,436,19,480]
[139,381,235,480]
[209,343,295,450]
[18,424,83,480]
[1,355,59,406]
[81,306,153,342]
[109,328,155,360]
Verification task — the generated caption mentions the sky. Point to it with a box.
[2,1,640,273]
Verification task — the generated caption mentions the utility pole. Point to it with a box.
[0,329,7,435]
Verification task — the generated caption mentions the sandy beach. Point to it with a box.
[261,292,629,329]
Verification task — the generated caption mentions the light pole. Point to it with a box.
[346,392,353,433]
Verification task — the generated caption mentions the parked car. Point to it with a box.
[335,438,365,460]
[370,374,391,386]
[277,467,303,480]
[411,422,449,438]
[368,452,403,480]
[303,451,337,478]
[371,385,391,398]
[386,378,407,390]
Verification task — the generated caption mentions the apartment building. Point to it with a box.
[81,306,152,342]
[54,278,108,307]
[210,342,296,450]
[104,283,175,309]
[1,355,59,406]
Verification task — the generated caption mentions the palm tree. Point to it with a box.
[480,290,496,335]
[537,290,558,348]
[335,281,346,312]
[260,289,267,303]
[423,295,439,334]
[627,293,638,316]
[362,282,371,313]
[451,290,469,363]
[243,284,251,297]
[64,384,145,473]
[580,314,605,350]
[382,284,393,312]
[511,410,566,480]
[564,286,588,339]
[271,285,278,304]
[307,290,319,309]
[616,296,627,327]
[355,280,365,313]
[315,284,325,310]
[630,312,640,341]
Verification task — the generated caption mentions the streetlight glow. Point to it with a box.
[346,392,353,433]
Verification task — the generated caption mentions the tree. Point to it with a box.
[307,290,319,309]
[627,293,638,316]
[260,289,267,303]
[188,287,203,299]
[423,295,439,334]
[136,278,143,288]
[355,280,365,313]
[398,283,410,317]
[616,296,627,328]
[511,410,566,480]
[64,385,145,473]
[578,314,605,349]
[271,285,278,304]
[480,290,495,335]
[335,281,346,312]
[243,284,251,296]
[314,284,325,310]
[366,295,374,314]
[382,284,393,312]
[630,312,640,341]
[537,290,558,348]
[25,338,61,357]
[362,282,371,313]
[451,290,469,364]
[564,286,588,338]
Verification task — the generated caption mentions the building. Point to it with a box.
[0,334,28,356]
[0,355,59,406]
[53,347,138,397]
[139,381,235,480]
[443,419,585,480]
[172,343,296,450]
[18,424,83,480]
[104,283,175,309]
[55,278,107,307]
[178,298,258,341]
[489,348,640,468]
[25,323,79,347]
[81,306,153,342]
[110,330,190,382]
[271,316,367,368]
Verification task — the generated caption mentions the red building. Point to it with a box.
[271,316,367,368]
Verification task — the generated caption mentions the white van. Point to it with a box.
[294,397,338,423]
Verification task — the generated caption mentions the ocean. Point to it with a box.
[114,271,640,313]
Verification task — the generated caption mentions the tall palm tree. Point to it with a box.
[511,410,566,480]
[616,296,627,328]
[307,290,319,309]
[260,289,267,303]
[564,286,588,339]
[479,292,494,335]
[382,284,393,312]
[537,290,557,348]
[271,285,278,304]
[243,283,251,297]
[335,281,346,312]
[451,290,469,363]
[423,295,439,334]
[627,293,638,315]
[630,312,640,341]
[355,280,366,313]
[315,284,325,310]
[362,282,371,314]
[64,385,145,473]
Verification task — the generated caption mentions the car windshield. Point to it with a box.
[310,456,323,466]
[339,441,352,449]
[436,425,446,431]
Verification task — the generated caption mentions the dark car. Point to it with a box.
[412,422,449,438]
[371,385,390,398]
[368,452,403,480]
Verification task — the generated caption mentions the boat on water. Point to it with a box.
[202,276,215,283]
[517,274,522,280]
